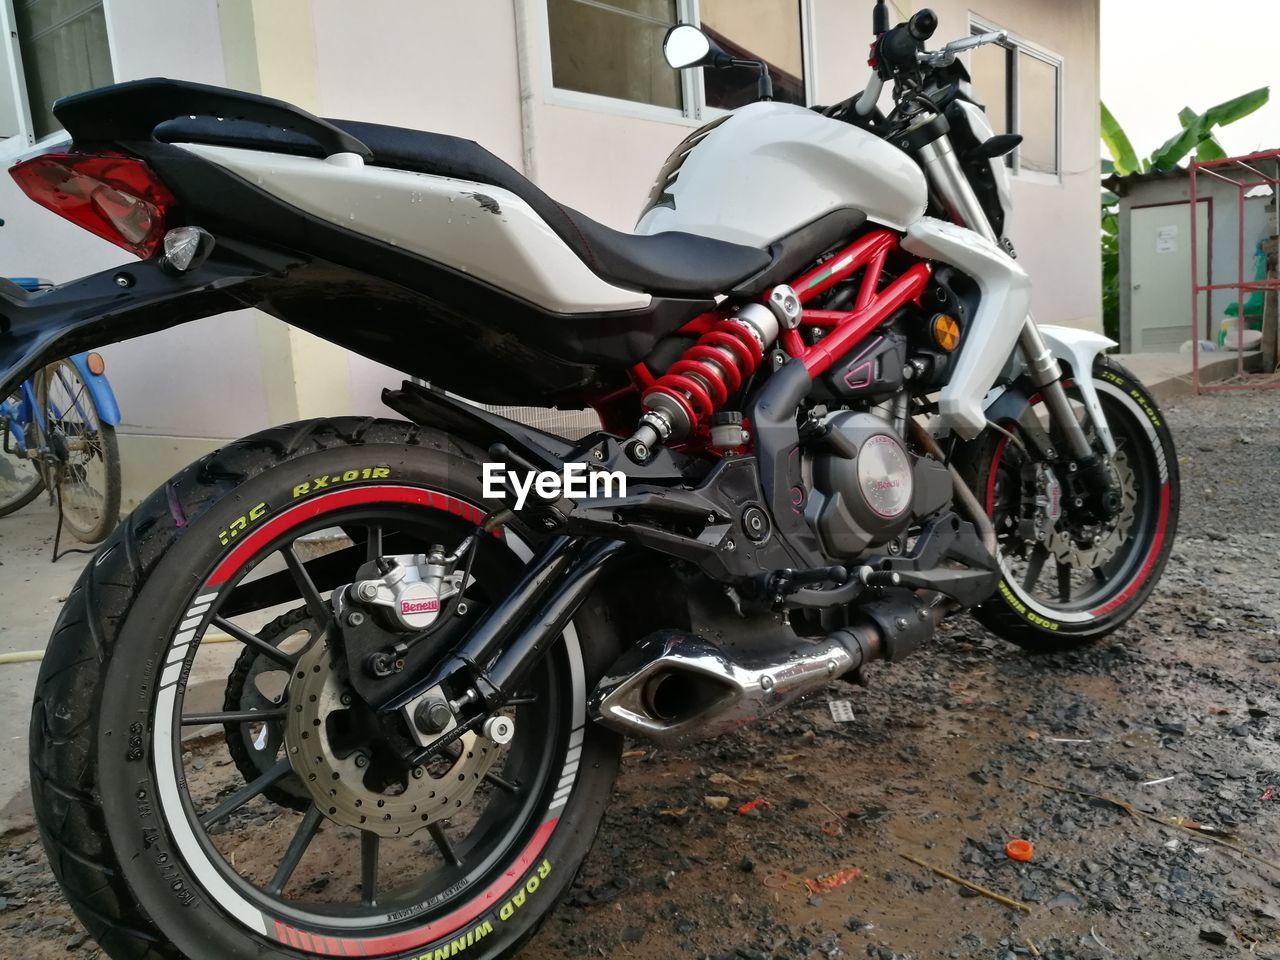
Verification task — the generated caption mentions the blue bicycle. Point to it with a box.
[0,278,122,543]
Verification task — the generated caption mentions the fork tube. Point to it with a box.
[917,131,1094,460]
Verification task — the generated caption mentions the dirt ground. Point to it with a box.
[1,388,1277,960]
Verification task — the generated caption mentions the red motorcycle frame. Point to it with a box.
[590,228,932,449]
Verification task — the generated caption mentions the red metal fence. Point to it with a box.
[1189,149,1280,392]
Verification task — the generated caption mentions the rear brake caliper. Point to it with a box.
[350,548,466,632]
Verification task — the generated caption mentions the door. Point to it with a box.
[1129,200,1210,352]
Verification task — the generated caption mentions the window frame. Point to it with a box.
[968,13,1063,185]
[538,0,815,127]
[0,0,119,159]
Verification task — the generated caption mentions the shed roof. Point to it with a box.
[1101,167,1187,197]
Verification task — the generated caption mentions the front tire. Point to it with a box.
[959,358,1179,652]
[31,417,620,959]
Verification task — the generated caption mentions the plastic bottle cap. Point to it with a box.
[1005,839,1034,862]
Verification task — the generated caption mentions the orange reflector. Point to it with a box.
[931,314,960,352]
[85,352,106,376]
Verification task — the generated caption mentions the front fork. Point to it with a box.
[1015,321,1122,521]
[918,130,1121,521]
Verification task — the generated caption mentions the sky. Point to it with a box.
[1102,1,1280,162]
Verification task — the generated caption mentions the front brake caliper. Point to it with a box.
[1060,454,1124,523]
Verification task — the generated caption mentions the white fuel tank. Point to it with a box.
[636,102,928,247]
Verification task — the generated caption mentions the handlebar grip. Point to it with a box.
[909,9,938,41]
[877,24,919,71]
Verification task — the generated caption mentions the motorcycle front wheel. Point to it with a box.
[30,417,620,960]
[959,357,1180,652]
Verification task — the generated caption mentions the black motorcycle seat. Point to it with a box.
[155,116,771,300]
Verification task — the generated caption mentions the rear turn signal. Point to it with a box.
[9,150,176,259]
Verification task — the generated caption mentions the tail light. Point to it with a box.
[9,150,176,259]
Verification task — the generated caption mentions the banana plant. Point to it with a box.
[1102,87,1268,176]
[1099,87,1270,339]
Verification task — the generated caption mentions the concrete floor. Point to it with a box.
[0,502,87,830]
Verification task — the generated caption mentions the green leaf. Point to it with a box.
[1201,86,1270,128]
[1149,126,1202,171]
[1101,189,1119,207]
[1100,102,1139,176]
[1149,87,1269,170]
[1101,158,1115,176]
[1196,136,1228,161]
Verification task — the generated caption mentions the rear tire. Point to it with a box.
[31,417,621,959]
[958,358,1179,653]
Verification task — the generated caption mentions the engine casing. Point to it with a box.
[803,412,951,559]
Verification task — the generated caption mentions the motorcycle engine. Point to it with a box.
[802,411,950,558]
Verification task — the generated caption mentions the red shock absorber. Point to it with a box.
[626,303,779,461]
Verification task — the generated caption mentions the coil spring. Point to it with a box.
[643,317,766,436]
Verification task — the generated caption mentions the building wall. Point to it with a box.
[927,0,1102,330]
[0,0,1101,510]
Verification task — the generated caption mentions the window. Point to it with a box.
[967,21,1061,178]
[546,0,808,119]
[547,0,683,111]
[698,0,806,110]
[1,0,114,145]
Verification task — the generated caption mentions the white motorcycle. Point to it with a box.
[2,3,1176,958]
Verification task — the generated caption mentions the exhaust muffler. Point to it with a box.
[589,593,943,745]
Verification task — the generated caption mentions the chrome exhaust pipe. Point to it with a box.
[588,625,888,746]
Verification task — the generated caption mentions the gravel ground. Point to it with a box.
[0,389,1277,959]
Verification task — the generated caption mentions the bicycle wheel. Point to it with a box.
[0,388,44,517]
[36,360,121,543]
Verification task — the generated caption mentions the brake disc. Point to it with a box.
[223,608,318,810]
[285,637,502,838]
[1047,448,1138,570]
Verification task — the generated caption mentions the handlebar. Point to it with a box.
[917,29,1008,68]
[843,9,1009,128]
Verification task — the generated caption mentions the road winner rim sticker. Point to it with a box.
[150,486,587,954]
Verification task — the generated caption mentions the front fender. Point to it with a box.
[67,352,121,426]
[1036,324,1117,455]
[983,325,1117,456]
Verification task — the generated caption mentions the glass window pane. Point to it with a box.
[15,0,113,140]
[968,41,1009,136]
[700,0,805,109]
[1018,51,1058,174]
[548,0,682,110]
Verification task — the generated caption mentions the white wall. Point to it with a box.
[927,0,1102,330]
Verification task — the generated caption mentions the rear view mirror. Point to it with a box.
[663,24,715,69]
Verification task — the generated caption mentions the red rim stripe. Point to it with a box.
[984,435,1010,514]
[986,438,1170,620]
[1089,482,1170,617]
[272,817,559,957]
[206,486,488,587]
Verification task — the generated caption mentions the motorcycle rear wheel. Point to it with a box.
[959,357,1179,652]
[30,417,620,960]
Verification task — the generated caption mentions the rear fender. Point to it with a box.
[0,240,301,399]
[66,353,121,426]
[381,380,580,470]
